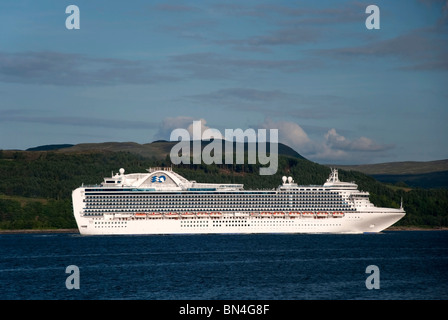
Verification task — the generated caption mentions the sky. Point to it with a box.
[0,0,447,164]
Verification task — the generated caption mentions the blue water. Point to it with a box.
[0,231,447,300]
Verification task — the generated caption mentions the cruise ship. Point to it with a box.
[72,167,405,235]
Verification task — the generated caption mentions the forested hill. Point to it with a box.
[333,159,448,189]
[0,148,447,230]
[27,140,305,160]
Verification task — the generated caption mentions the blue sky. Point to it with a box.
[0,0,447,164]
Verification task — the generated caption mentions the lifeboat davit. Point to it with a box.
[135,212,146,217]
[316,212,328,217]
[302,212,314,217]
[165,212,180,218]
[196,212,209,217]
[332,211,344,218]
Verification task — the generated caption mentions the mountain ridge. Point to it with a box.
[331,159,448,175]
[329,160,448,189]
[27,140,305,161]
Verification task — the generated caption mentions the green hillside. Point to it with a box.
[333,160,448,189]
[0,147,447,230]
[334,159,448,175]
[58,140,304,160]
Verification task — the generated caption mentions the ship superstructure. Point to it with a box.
[72,167,405,235]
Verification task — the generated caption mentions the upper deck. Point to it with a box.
[100,167,244,191]
[91,167,363,196]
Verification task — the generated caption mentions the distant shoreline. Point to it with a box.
[0,228,79,234]
[386,226,448,231]
[0,226,447,234]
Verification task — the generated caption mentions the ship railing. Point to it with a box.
[147,167,172,172]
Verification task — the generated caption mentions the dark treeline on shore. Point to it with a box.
[0,150,447,230]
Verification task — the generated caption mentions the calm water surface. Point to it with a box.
[0,231,447,300]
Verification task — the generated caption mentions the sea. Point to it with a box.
[0,231,447,302]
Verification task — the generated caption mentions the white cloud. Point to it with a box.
[154,116,223,141]
[259,120,394,164]
[186,118,223,140]
[324,128,393,152]
[258,118,310,150]
[154,116,194,140]
[307,128,395,163]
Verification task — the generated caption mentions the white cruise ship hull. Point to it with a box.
[72,191,405,236]
[74,212,405,235]
[72,168,405,235]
